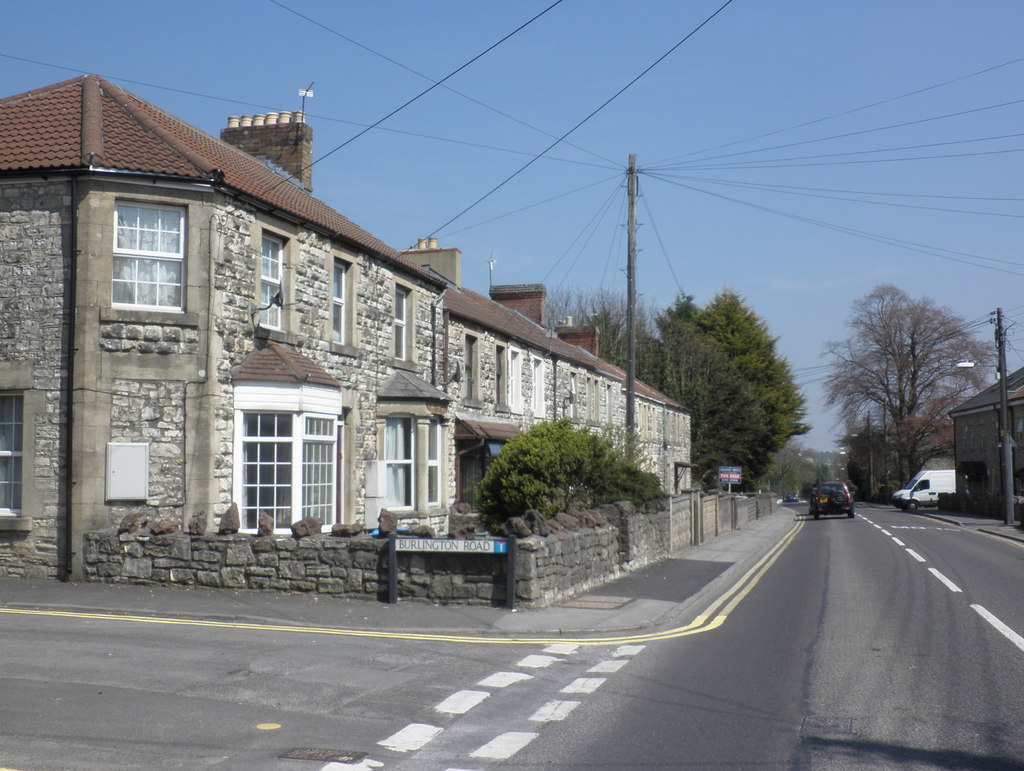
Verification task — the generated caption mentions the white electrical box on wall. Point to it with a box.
[106,442,150,500]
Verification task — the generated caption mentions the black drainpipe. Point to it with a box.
[59,173,79,580]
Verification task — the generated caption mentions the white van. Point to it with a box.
[891,469,956,510]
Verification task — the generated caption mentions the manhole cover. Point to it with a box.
[559,594,633,609]
[278,748,367,762]
[800,716,854,737]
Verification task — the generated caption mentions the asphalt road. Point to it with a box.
[2,506,1023,769]
[507,504,1024,769]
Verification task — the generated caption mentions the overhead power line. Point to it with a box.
[268,0,619,167]
[653,55,1024,165]
[644,171,1024,277]
[258,0,568,197]
[430,0,738,237]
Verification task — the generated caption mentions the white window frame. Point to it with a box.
[427,418,441,506]
[331,259,348,344]
[260,233,284,329]
[0,394,23,514]
[393,285,409,360]
[495,343,507,406]
[465,334,478,400]
[385,416,414,509]
[531,356,545,415]
[509,347,523,413]
[113,202,185,310]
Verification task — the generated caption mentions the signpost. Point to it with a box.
[387,534,517,609]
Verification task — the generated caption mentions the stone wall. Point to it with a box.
[81,493,781,607]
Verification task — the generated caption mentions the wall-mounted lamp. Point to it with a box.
[443,362,462,387]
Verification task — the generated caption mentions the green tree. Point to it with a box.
[691,291,808,481]
[652,295,764,487]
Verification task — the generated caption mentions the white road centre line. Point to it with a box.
[906,548,927,563]
[881,529,892,536]
[516,654,561,668]
[561,677,606,694]
[478,671,533,688]
[530,700,581,722]
[928,568,963,593]
[378,723,442,752]
[972,604,1024,654]
[544,643,579,655]
[435,690,490,714]
[588,658,628,673]
[613,644,646,656]
[892,537,906,546]
[470,732,538,759]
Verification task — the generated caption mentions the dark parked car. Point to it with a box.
[809,481,855,519]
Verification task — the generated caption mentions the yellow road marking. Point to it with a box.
[0,522,802,646]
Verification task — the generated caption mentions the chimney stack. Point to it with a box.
[221,112,314,192]
[489,284,547,327]
[401,238,462,287]
[555,323,600,357]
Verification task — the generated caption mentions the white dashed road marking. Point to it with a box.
[470,731,538,759]
[530,699,582,722]
[928,568,962,593]
[544,643,579,655]
[892,537,905,546]
[478,671,533,688]
[614,644,645,656]
[561,677,606,694]
[378,723,442,752]
[972,604,1024,654]
[588,658,628,673]
[435,690,490,714]
[517,654,561,668]
[906,549,927,563]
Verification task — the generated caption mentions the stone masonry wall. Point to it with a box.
[0,178,70,578]
[81,496,781,606]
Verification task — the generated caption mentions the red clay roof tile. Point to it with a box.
[0,75,437,282]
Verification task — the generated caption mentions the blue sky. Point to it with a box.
[4,1,1024,452]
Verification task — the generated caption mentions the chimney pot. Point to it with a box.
[240,115,253,127]
[279,110,292,124]
[294,110,305,124]
[253,114,266,126]
[266,112,279,125]
[417,238,427,249]
[428,237,438,249]
[227,115,240,128]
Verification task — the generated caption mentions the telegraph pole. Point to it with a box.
[995,308,1016,525]
[626,154,637,432]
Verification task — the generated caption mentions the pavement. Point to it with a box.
[1,507,1020,640]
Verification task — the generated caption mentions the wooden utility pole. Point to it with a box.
[626,154,637,432]
[995,307,1016,525]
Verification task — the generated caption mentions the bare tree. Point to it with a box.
[825,285,992,484]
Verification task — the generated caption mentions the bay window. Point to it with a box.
[234,375,343,531]
[385,416,413,508]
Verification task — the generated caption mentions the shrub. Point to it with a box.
[476,419,664,532]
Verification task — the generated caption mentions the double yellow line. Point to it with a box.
[0,522,802,647]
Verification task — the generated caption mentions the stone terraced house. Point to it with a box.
[401,242,692,508]
[0,75,691,582]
